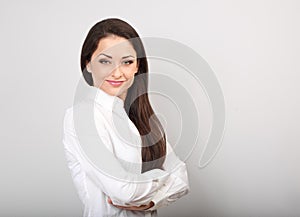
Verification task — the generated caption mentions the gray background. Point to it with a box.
[1,0,299,217]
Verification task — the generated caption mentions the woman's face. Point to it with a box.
[86,35,138,101]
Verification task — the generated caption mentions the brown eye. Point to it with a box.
[99,59,111,64]
[123,60,134,65]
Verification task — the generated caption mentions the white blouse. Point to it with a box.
[63,84,189,217]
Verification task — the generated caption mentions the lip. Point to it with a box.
[106,80,125,87]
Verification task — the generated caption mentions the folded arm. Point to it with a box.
[146,140,190,211]
[63,108,170,207]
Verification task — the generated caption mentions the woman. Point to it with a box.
[63,18,189,217]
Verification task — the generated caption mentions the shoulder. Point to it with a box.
[64,106,74,119]
[63,101,94,130]
[63,106,75,134]
[63,103,108,135]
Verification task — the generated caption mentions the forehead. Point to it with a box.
[93,35,136,58]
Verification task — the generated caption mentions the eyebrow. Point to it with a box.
[97,53,112,58]
[97,53,135,59]
[121,55,135,59]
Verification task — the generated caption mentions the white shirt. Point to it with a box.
[63,84,189,217]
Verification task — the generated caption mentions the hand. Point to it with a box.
[107,197,154,211]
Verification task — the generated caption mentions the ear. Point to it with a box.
[86,61,92,73]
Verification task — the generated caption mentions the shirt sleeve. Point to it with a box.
[63,107,171,207]
[63,139,89,206]
[146,140,190,211]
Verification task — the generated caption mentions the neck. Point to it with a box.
[118,91,127,101]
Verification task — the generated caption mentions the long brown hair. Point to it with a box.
[80,18,166,172]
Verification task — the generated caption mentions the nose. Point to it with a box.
[111,65,123,78]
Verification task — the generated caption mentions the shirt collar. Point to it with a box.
[94,87,125,112]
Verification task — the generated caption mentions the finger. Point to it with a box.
[112,204,149,211]
[107,197,113,204]
[112,205,131,210]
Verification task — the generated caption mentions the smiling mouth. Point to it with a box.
[106,80,125,87]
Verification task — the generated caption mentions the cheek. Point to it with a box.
[90,63,112,78]
[124,77,135,89]
[92,74,106,87]
[123,63,138,78]
[93,69,110,79]
[126,71,136,79]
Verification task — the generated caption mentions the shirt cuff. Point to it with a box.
[146,182,170,211]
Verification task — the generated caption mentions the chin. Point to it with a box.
[105,88,123,97]
[99,83,129,100]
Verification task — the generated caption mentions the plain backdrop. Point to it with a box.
[0,0,299,217]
